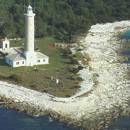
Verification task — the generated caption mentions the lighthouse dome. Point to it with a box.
[27,5,33,14]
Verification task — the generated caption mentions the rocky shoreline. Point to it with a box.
[0,21,130,130]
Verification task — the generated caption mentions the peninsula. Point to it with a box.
[0,21,130,130]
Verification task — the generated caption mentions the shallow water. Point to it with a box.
[122,30,130,40]
[108,116,130,130]
[0,107,130,130]
[0,107,81,130]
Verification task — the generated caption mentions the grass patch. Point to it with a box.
[74,52,84,61]
[0,37,81,97]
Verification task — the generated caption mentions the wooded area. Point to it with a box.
[0,0,130,42]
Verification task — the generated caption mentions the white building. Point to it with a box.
[0,37,10,50]
[5,5,49,67]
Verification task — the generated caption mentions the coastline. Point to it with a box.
[0,21,130,130]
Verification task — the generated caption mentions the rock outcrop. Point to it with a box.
[0,21,130,130]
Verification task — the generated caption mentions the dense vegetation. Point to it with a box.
[0,0,130,42]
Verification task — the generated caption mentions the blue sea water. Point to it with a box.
[108,117,130,130]
[0,107,81,130]
[121,30,130,63]
[0,107,130,130]
[122,30,130,40]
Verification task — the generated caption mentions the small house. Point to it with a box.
[0,37,10,50]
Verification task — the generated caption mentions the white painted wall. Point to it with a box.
[24,5,36,67]
[0,40,10,50]
[3,40,10,49]
[36,57,49,65]
[24,52,36,66]
[5,57,25,68]
[12,60,25,68]
[24,6,35,53]
[5,55,49,68]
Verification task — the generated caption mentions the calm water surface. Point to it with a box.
[122,30,130,40]
[0,107,82,130]
[108,116,130,130]
[0,107,130,130]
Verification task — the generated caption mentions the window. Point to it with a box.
[22,61,24,64]
[5,44,8,48]
[37,60,40,63]
[16,62,19,65]
[43,59,45,62]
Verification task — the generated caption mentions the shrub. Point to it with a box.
[61,48,72,57]
[8,74,22,82]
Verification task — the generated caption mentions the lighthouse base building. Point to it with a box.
[5,5,49,68]
[5,51,49,68]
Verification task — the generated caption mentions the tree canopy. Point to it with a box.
[0,0,129,42]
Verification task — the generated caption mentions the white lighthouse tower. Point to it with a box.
[24,5,36,66]
[5,5,49,68]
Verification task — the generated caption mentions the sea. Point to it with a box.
[0,107,82,130]
[0,106,130,130]
[121,30,130,40]
[108,116,130,130]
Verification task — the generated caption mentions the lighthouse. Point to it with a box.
[5,5,49,67]
[24,5,36,66]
